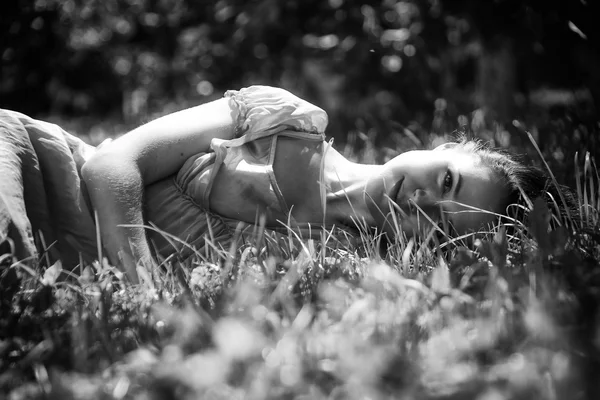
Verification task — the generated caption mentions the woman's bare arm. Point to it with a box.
[81,98,237,281]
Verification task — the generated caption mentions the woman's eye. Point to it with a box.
[443,170,453,194]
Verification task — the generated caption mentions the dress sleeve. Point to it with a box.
[224,85,329,138]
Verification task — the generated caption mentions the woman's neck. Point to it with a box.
[322,144,383,228]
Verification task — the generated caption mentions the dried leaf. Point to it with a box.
[78,265,95,285]
[41,261,62,286]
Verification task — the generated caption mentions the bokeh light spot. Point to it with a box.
[384,10,397,23]
[114,57,132,75]
[2,48,14,61]
[199,55,213,69]
[382,55,403,72]
[31,17,44,30]
[115,19,132,35]
[212,44,227,57]
[403,44,416,57]
[434,98,447,111]
[319,34,339,49]
[143,13,160,27]
[253,43,268,59]
[196,80,214,96]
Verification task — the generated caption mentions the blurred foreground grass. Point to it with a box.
[1,112,600,400]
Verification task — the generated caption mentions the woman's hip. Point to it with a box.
[0,109,99,267]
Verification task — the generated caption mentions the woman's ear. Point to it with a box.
[433,142,458,151]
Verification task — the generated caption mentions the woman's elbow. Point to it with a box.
[83,151,146,202]
[82,151,132,188]
[81,153,102,185]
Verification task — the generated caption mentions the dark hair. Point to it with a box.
[455,137,579,230]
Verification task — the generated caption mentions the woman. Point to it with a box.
[0,86,545,281]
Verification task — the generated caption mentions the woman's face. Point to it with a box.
[365,144,509,236]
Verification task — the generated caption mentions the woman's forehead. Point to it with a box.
[454,153,490,180]
[457,167,503,204]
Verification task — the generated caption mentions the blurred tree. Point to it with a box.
[0,0,64,114]
[439,0,600,119]
[0,0,597,152]
[0,0,122,116]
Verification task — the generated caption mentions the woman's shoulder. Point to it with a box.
[224,85,329,139]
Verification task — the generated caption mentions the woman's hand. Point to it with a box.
[81,98,237,282]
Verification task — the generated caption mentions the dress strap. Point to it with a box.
[202,125,288,208]
[266,135,290,217]
[202,127,325,210]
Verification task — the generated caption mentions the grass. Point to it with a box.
[1,118,600,400]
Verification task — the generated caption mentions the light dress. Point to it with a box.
[144,86,330,259]
[0,86,331,268]
[0,109,98,268]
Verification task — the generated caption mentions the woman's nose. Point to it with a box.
[411,189,430,206]
[411,187,441,207]
[410,189,442,221]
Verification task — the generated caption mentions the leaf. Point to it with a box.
[78,265,95,285]
[41,261,62,286]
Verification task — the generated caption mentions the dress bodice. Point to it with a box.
[143,86,330,259]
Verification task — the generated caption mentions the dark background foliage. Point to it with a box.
[1,0,599,177]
